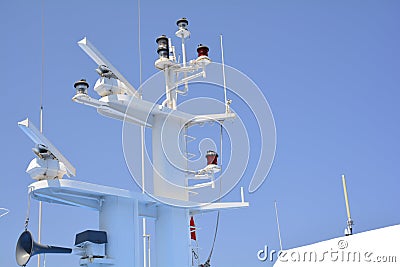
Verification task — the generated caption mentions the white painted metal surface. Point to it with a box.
[18,118,76,177]
[21,20,251,267]
[77,37,138,97]
[273,224,400,267]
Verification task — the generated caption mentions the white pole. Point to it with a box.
[181,34,188,92]
[181,35,187,68]
[220,34,228,113]
[147,234,151,267]
[143,218,147,267]
[137,1,150,264]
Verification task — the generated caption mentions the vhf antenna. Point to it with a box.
[38,0,45,266]
[342,174,354,236]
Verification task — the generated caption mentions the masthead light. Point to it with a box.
[176,17,189,30]
[74,79,89,95]
[156,35,170,59]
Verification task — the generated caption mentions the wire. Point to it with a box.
[205,211,220,265]
[274,200,283,251]
[202,124,224,266]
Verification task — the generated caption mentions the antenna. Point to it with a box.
[137,1,150,266]
[342,174,354,235]
[38,0,45,265]
[274,200,283,251]
[220,34,229,113]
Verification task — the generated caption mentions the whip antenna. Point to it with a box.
[137,1,151,266]
[342,174,354,235]
[38,0,46,266]
[220,34,229,113]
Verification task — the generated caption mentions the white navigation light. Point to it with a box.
[175,17,190,39]
[176,17,188,30]
[74,79,89,95]
[18,118,76,177]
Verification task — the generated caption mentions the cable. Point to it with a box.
[274,200,283,251]
[201,125,224,267]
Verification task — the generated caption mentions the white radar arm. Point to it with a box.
[18,118,76,177]
[78,37,138,97]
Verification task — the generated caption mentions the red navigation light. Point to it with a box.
[197,44,209,58]
[205,150,218,165]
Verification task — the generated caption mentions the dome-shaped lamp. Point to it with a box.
[197,44,209,58]
[176,17,188,30]
[74,79,89,95]
[156,35,169,59]
[205,150,218,165]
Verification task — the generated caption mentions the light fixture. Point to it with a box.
[197,44,209,58]
[176,17,188,30]
[74,79,89,95]
[156,35,169,59]
[205,150,218,165]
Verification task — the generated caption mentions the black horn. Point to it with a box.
[16,230,72,266]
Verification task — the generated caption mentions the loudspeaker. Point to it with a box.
[16,230,72,266]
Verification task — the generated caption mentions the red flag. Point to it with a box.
[190,216,196,240]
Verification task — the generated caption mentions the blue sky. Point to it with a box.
[1,0,400,266]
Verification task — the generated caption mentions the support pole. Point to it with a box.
[341,174,353,235]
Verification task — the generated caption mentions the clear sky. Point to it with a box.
[1,0,400,267]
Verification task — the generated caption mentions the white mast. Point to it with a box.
[16,16,249,267]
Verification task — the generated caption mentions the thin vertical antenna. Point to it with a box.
[341,174,353,235]
[38,1,45,266]
[219,125,223,171]
[137,1,149,266]
[137,0,142,89]
[220,34,228,113]
[274,200,283,251]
